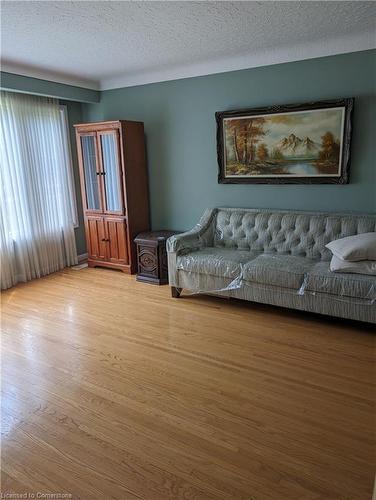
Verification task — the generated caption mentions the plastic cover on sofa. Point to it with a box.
[167,208,376,306]
[174,249,375,304]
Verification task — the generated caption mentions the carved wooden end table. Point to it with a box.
[134,231,180,285]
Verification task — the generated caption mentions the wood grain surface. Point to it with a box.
[1,268,375,499]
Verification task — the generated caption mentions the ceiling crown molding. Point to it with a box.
[0,61,100,91]
[99,30,376,91]
[1,31,374,93]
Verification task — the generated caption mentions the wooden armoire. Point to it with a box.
[74,120,149,273]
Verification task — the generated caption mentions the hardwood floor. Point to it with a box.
[1,267,375,500]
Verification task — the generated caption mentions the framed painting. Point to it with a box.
[216,98,354,184]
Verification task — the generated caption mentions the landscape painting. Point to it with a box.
[216,99,353,184]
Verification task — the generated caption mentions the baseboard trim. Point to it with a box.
[78,253,88,263]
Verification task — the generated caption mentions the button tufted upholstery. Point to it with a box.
[213,209,376,261]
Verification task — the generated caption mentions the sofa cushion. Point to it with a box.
[176,247,259,278]
[243,254,313,290]
[176,246,376,301]
[303,261,376,300]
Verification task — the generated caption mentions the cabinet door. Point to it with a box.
[86,216,107,260]
[105,218,129,265]
[78,133,103,212]
[98,131,124,215]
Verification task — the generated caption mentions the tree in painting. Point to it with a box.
[225,118,268,167]
[319,132,340,162]
[271,148,284,160]
[257,143,269,161]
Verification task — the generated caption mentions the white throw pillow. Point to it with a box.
[330,255,376,275]
[326,232,376,261]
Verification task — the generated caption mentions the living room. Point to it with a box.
[1,1,375,499]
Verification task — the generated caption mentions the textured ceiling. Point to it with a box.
[1,1,375,90]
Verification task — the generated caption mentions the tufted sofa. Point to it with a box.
[167,208,376,323]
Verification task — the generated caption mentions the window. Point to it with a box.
[0,91,78,289]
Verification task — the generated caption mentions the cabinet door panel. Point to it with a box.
[106,218,129,264]
[79,134,102,211]
[98,132,124,214]
[87,217,107,260]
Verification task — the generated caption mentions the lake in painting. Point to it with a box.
[223,107,345,178]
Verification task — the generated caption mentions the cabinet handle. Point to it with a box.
[101,238,110,242]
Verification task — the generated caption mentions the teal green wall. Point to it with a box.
[2,50,375,249]
[83,50,376,232]
[0,71,99,103]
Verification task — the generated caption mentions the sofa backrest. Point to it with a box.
[213,208,376,261]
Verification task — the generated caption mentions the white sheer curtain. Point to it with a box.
[0,91,78,290]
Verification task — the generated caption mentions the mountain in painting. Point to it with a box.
[275,133,320,158]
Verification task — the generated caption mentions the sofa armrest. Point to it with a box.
[167,208,217,288]
[167,208,217,254]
